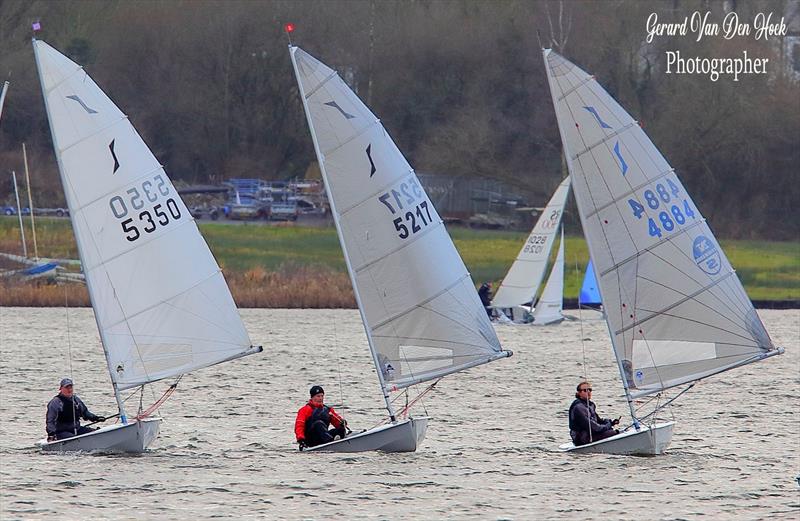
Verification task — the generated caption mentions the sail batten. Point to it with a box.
[544,49,778,395]
[34,40,256,391]
[291,46,507,393]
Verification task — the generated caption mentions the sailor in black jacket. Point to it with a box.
[46,378,106,441]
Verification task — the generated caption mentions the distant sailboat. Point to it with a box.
[543,49,783,455]
[529,228,566,325]
[578,259,601,309]
[492,177,570,323]
[32,39,262,453]
[290,45,511,452]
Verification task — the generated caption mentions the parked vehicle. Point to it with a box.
[268,202,299,221]
[189,206,220,220]
[35,207,69,217]
[2,206,31,216]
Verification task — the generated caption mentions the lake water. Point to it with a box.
[0,307,797,519]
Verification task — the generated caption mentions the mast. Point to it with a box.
[23,143,39,260]
[289,45,397,421]
[11,170,27,258]
[32,38,128,423]
[541,48,640,425]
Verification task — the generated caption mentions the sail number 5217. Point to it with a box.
[377,179,435,239]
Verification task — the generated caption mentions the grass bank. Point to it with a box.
[1,216,797,307]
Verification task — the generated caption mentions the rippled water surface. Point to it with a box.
[1,307,798,519]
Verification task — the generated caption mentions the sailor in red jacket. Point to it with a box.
[295,385,348,450]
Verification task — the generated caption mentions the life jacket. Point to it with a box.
[568,399,588,432]
[56,395,80,432]
[304,405,331,437]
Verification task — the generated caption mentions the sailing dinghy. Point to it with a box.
[289,45,512,452]
[491,177,570,323]
[32,39,262,453]
[542,49,783,455]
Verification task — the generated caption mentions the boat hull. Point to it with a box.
[36,417,161,453]
[559,421,675,456]
[304,417,428,453]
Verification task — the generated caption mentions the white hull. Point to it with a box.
[559,421,675,456]
[304,417,428,453]
[36,418,161,454]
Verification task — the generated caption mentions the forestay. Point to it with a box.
[492,177,571,308]
[531,228,565,325]
[34,40,257,391]
[543,49,779,398]
[291,46,508,391]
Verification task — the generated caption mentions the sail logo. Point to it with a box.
[66,94,98,114]
[693,235,721,275]
[366,144,376,177]
[583,106,612,129]
[324,100,355,119]
[541,209,561,229]
[109,139,120,174]
[613,141,628,175]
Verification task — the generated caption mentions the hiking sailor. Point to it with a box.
[46,378,107,441]
[294,385,348,450]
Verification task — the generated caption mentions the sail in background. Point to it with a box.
[492,177,571,308]
[34,41,257,391]
[531,228,565,325]
[579,259,601,306]
[543,49,779,398]
[291,46,508,391]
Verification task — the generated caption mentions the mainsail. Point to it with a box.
[543,49,781,398]
[34,40,259,392]
[492,177,571,308]
[290,46,509,392]
[579,259,601,307]
[531,228,565,325]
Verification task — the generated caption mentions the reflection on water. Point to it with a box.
[0,307,797,519]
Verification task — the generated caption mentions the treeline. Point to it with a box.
[0,0,797,239]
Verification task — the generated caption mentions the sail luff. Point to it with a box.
[288,46,397,419]
[543,48,779,400]
[32,38,128,421]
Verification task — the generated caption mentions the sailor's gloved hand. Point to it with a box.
[95,416,107,422]
[298,439,307,451]
[47,435,56,442]
[611,417,620,426]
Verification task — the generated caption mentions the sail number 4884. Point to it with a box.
[627,178,696,238]
[108,174,182,242]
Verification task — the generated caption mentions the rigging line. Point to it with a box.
[334,312,345,408]
[64,283,78,435]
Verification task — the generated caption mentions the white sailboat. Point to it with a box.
[543,49,784,455]
[289,45,511,453]
[491,177,570,322]
[529,228,566,325]
[32,39,262,453]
